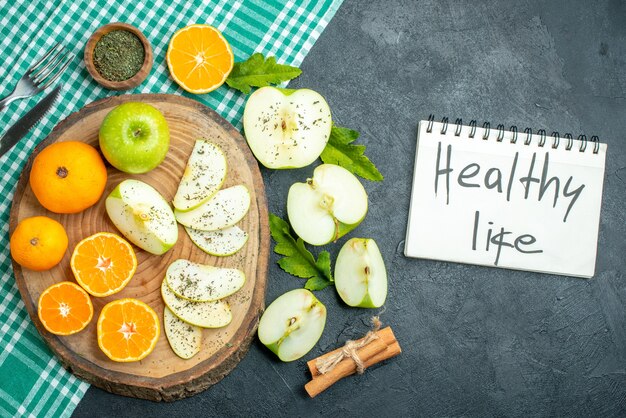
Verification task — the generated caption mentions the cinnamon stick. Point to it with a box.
[307,326,400,378]
[304,338,388,398]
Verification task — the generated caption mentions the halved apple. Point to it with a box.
[335,238,387,308]
[164,306,202,359]
[243,86,332,169]
[287,164,368,246]
[161,279,232,328]
[173,139,227,211]
[175,185,250,231]
[105,179,178,255]
[185,225,249,256]
[166,259,245,302]
[258,289,326,362]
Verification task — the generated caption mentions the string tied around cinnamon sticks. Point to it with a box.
[316,316,382,375]
[305,316,402,398]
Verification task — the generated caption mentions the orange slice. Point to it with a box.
[38,281,93,335]
[97,298,160,362]
[70,232,137,297]
[166,24,234,94]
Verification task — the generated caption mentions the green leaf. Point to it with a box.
[305,276,332,291]
[226,53,302,94]
[320,125,384,181]
[269,213,333,290]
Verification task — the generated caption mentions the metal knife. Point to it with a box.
[0,86,61,158]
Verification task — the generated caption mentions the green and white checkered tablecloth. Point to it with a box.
[0,1,342,416]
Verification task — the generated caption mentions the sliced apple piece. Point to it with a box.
[185,225,249,256]
[335,238,387,308]
[161,279,232,328]
[166,259,245,302]
[287,164,368,246]
[258,289,327,362]
[175,185,250,231]
[105,179,178,255]
[173,139,227,211]
[243,86,332,169]
[164,306,202,359]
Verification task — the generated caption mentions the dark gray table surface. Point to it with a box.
[73,0,626,416]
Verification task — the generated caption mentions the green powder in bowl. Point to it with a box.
[93,30,145,82]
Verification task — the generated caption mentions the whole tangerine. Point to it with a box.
[10,216,69,271]
[29,141,107,213]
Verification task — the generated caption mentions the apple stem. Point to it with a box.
[364,266,370,275]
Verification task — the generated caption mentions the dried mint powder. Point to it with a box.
[93,30,145,81]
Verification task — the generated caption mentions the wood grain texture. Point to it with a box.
[84,22,153,91]
[9,94,269,401]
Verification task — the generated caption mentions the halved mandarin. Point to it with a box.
[166,24,234,94]
[38,281,93,335]
[70,232,137,297]
[97,298,160,362]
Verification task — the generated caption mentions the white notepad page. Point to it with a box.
[404,120,607,278]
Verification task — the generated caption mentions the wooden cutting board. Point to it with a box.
[9,94,269,401]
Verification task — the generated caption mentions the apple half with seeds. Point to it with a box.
[287,164,368,246]
[164,306,202,359]
[166,259,245,302]
[243,86,332,169]
[175,185,251,231]
[161,279,232,328]
[173,139,227,211]
[105,179,178,255]
[258,289,327,362]
[335,238,387,308]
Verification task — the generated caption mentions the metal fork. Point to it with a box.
[0,43,73,112]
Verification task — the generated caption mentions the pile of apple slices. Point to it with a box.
[173,139,251,256]
[162,259,245,359]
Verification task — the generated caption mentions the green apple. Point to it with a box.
[105,179,178,255]
[243,86,332,169]
[163,306,202,359]
[99,102,170,174]
[165,259,245,302]
[185,225,248,256]
[287,164,368,246]
[258,289,326,362]
[161,278,232,328]
[335,238,387,308]
[175,185,250,231]
[173,139,227,211]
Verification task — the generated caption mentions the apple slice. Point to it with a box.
[164,306,202,359]
[175,185,250,231]
[173,139,227,211]
[166,259,245,302]
[161,279,232,328]
[258,289,327,362]
[185,225,249,256]
[287,164,368,246]
[335,238,387,308]
[243,86,332,169]
[105,179,178,255]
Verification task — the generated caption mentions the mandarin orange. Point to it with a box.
[38,281,93,335]
[166,24,234,94]
[29,141,107,214]
[10,216,68,271]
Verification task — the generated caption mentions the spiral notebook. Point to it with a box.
[404,116,607,278]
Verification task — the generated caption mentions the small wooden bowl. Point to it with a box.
[84,22,153,91]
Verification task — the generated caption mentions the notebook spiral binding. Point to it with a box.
[426,114,600,154]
